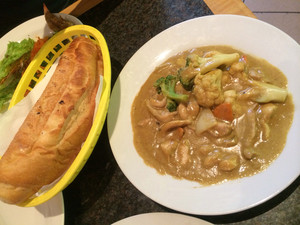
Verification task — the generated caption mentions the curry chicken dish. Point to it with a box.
[131,46,294,185]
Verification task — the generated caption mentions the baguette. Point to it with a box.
[0,36,103,204]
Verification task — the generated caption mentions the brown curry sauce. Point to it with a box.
[131,46,294,185]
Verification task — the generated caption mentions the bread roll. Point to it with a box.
[0,36,103,204]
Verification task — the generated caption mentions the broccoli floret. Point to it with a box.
[250,80,288,103]
[193,69,224,108]
[177,51,240,91]
[154,75,189,102]
[188,51,240,75]
[177,67,197,91]
[154,75,189,112]
[166,98,178,112]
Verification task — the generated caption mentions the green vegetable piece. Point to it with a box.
[178,67,196,91]
[154,75,189,103]
[0,38,34,81]
[166,98,178,112]
[251,80,288,103]
[0,38,34,111]
[154,75,189,112]
[178,51,239,91]
[188,52,240,74]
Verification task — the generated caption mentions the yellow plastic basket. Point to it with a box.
[7,25,111,207]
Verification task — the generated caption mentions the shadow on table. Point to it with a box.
[77,0,124,28]
[63,57,123,225]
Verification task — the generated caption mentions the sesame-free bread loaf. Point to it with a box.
[0,36,103,204]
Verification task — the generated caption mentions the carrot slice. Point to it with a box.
[212,102,234,122]
[30,37,48,60]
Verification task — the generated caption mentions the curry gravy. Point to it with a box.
[131,46,294,185]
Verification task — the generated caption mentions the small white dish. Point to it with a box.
[0,192,64,225]
[108,15,300,215]
[112,212,212,225]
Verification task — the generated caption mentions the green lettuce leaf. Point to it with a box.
[0,38,34,112]
[0,38,34,80]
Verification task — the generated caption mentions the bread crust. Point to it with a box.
[0,36,102,204]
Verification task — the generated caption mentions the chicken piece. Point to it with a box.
[160,140,178,156]
[215,135,238,147]
[203,150,222,168]
[243,147,256,160]
[158,126,185,156]
[235,105,257,159]
[145,100,177,122]
[258,103,277,140]
[175,140,191,165]
[177,96,200,120]
[222,71,232,87]
[248,68,265,81]
[219,154,239,171]
[259,103,277,122]
[198,145,214,155]
[209,121,232,138]
[149,94,167,108]
[160,120,191,133]
[235,106,256,145]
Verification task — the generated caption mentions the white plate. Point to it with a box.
[108,15,300,215]
[112,213,212,225]
[0,192,64,225]
[0,13,82,56]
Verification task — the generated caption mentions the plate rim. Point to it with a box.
[0,192,64,225]
[111,212,212,225]
[108,14,300,215]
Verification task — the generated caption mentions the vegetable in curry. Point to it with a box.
[131,45,294,185]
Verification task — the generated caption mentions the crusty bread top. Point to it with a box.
[0,36,102,204]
